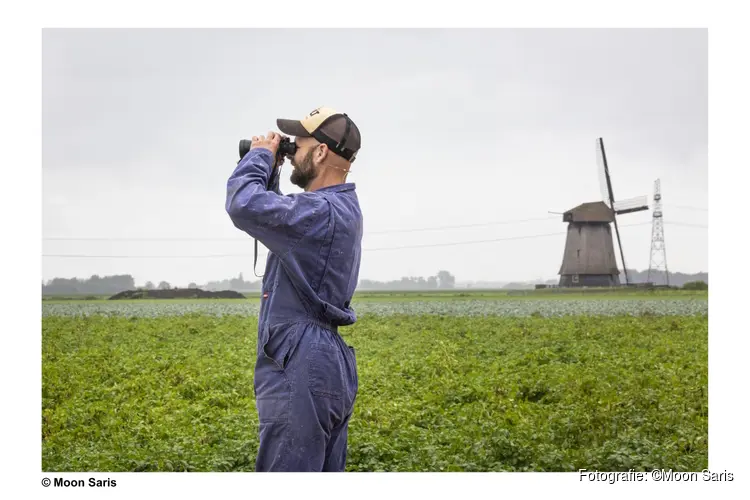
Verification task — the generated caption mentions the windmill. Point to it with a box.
[557,138,649,287]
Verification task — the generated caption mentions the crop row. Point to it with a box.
[42,298,708,318]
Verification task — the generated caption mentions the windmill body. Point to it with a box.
[557,138,648,288]
[558,201,621,287]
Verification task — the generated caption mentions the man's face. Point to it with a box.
[289,138,319,189]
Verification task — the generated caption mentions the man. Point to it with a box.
[225,107,363,472]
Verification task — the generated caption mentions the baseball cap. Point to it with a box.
[277,107,361,162]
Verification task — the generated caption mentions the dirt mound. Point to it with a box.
[108,288,246,300]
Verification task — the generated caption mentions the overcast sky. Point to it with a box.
[42,28,707,286]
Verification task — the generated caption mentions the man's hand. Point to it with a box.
[251,131,286,168]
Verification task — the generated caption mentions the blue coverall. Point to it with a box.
[226,147,362,472]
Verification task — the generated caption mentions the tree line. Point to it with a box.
[41,269,707,296]
[42,275,136,296]
[359,270,456,290]
[41,271,458,295]
[625,269,708,288]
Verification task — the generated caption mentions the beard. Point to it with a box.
[290,149,318,189]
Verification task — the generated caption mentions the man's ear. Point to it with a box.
[315,143,329,165]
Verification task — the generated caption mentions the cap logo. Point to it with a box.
[309,108,320,117]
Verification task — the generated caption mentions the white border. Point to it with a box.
[3,1,746,498]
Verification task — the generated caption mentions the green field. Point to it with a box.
[42,292,708,472]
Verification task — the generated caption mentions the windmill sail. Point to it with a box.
[597,138,630,285]
[596,138,613,208]
[613,195,649,214]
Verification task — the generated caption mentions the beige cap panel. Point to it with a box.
[300,106,340,134]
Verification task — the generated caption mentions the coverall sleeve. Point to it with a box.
[226,148,328,256]
[267,158,283,195]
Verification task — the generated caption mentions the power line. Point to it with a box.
[41,209,707,243]
[364,222,651,251]
[42,215,560,242]
[663,204,708,212]
[43,237,250,242]
[664,221,708,229]
[42,253,244,259]
[367,216,558,235]
[42,221,664,258]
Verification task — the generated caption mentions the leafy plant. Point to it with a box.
[42,311,707,472]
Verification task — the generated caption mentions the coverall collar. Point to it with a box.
[312,182,356,193]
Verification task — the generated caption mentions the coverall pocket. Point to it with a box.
[346,346,358,388]
[308,343,344,400]
[261,322,301,371]
[256,394,291,423]
[254,350,292,424]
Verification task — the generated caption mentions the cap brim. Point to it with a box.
[277,119,312,137]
